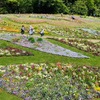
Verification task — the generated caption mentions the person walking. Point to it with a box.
[29,25,35,35]
[21,25,25,34]
[40,29,44,36]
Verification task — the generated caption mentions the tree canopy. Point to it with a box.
[0,0,100,16]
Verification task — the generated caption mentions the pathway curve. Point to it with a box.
[0,33,89,58]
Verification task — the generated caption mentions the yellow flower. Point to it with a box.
[67,64,72,68]
[94,87,100,91]
[87,92,91,94]
[38,67,43,71]
[45,31,49,34]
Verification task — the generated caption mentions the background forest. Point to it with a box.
[0,0,100,16]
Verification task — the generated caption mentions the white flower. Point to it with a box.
[25,67,28,71]
[6,53,11,55]
[83,66,87,69]
[38,72,42,77]
[16,52,20,55]
[11,49,15,52]
[30,78,33,81]
[22,51,26,53]
[15,76,20,79]
[0,52,4,55]
[0,69,6,73]
[15,67,19,72]
[26,77,29,80]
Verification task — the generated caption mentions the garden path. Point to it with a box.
[0,33,89,58]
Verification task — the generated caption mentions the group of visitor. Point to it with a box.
[21,25,44,36]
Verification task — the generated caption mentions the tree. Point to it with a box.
[85,0,96,16]
[33,0,69,14]
[0,0,99,16]
[17,0,33,13]
[6,0,19,13]
[72,0,88,15]
[94,0,100,16]
[0,0,8,13]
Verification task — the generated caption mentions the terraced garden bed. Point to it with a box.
[0,47,33,57]
[0,14,100,100]
[48,38,100,56]
[0,63,100,100]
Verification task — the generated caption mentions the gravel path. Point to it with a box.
[0,33,89,58]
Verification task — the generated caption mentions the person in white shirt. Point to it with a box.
[40,29,44,36]
[29,25,35,35]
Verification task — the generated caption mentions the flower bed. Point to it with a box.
[0,47,33,57]
[49,38,100,56]
[0,63,100,100]
[7,17,47,24]
[0,34,89,58]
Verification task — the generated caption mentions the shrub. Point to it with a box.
[37,38,43,42]
[28,37,35,43]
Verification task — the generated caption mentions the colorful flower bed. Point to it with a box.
[0,47,33,57]
[49,38,100,56]
[0,63,100,100]
[7,17,47,24]
[0,34,89,58]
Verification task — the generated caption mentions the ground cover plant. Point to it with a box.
[48,38,100,56]
[0,14,100,100]
[0,41,33,57]
[0,47,33,57]
[0,63,100,100]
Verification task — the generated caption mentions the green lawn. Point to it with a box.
[48,39,100,67]
[0,88,22,100]
[0,39,100,67]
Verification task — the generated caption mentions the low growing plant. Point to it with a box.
[37,38,43,42]
[28,37,35,43]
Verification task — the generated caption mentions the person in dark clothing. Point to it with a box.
[40,29,44,36]
[21,25,25,34]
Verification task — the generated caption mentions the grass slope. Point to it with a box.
[0,88,22,100]
[48,39,100,67]
[0,39,100,67]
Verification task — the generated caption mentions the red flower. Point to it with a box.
[20,72,23,75]
[56,62,62,70]
[31,65,35,69]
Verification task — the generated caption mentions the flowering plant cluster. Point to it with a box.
[8,17,46,24]
[0,47,33,57]
[0,62,100,100]
[49,38,100,56]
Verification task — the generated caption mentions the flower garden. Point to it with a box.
[48,38,100,56]
[0,47,33,57]
[0,63,100,100]
[0,14,100,100]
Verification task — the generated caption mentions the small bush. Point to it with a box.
[37,38,43,42]
[28,37,33,41]
[28,37,35,43]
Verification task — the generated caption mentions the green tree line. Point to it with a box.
[0,0,100,16]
